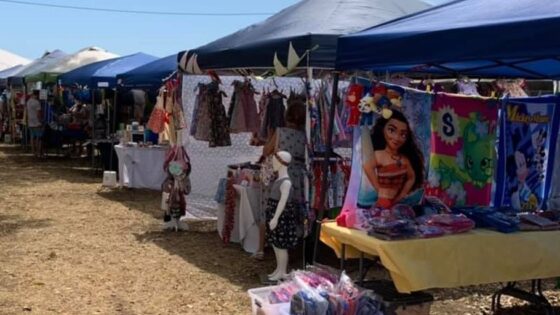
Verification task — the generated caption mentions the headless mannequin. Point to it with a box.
[268,151,293,281]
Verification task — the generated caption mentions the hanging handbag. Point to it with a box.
[147,89,166,133]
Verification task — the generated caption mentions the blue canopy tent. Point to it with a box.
[116,54,177,90]
[58,52,157,88]
[177,0,430,73]
[336,0,560,79]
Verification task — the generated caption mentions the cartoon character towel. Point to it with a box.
[495,96,560,212]
[426,93,498,207]
[337,84,431,228]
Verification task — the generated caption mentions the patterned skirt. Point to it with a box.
[265,199,299,250]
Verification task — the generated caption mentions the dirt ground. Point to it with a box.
[0,144,558,315]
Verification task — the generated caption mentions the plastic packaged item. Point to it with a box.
[423,196,452,214]
[368,217,417,240]
[248,285,290,315]
[416,225,446,238]
[416,213,475,234]
[290,273,330,315]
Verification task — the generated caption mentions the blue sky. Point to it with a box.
[1,0,448,60]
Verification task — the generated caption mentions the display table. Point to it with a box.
[114,144,168,190]
[320,221,560,293]
[217,184,261,254]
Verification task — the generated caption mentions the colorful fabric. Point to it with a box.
[495,96,560,211]
[401,87,433,173]
[345,83,364,127]
[426,93,498,207]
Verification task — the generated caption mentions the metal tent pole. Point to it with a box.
[109,87,118,172]
[312,71,340,264]
[91,89,96,173]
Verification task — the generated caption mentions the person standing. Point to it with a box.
[26,91,43,157]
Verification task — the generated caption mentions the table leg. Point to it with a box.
[340,244,346,271]
[358,252,364,286]
[491,280,554,315]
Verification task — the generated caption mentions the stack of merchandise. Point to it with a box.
[250,267,384,315]
[518,212,560,231]
[356,199,476,240]
[453,207,520,233]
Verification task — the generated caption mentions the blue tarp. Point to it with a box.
[177,0,430,71]
[336,0,560,79]
[117,54,177,89]
[58,52,157,88]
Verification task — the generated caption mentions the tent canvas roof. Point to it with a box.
[178,0,430,72]
[0,64,26,79]
[58,52,158,88]
[336,0,560,78]
[25,47,119,83]
[0,49,30,71]
[9,50,68,79]
[117,54,177,89]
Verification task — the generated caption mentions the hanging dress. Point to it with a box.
[259,92,286,141]
[265,177,299,250]
[193,83,212,141]
[207,81,231,147]
[229,80,246,133]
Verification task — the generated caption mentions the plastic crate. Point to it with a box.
[360,280,434,315]
[247,285,290,315]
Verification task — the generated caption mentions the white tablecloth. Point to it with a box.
[217,184,261,254]
[114,144,168,190]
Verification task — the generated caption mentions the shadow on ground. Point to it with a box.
[0,144,99,187]
[96,189,161,220]
[0,214,51,237]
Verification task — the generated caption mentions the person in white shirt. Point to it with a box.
[26,91,43,157]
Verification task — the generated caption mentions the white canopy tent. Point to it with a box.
[0,49,30,71]
[25,47,119,84]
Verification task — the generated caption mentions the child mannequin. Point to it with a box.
[266,151,298,281]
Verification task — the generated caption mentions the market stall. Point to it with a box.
[21,47,118,153]
[0,65,27,142]
[5,50,68,144]
[116,54,178,128]
[308,0,560,313]
[55,52,158,170]
[176,0,431,259]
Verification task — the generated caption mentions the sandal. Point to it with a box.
[251,251,264,261]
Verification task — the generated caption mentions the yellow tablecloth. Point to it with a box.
[320,221,560,293]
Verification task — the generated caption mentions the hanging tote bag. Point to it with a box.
[147,89,166,133]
